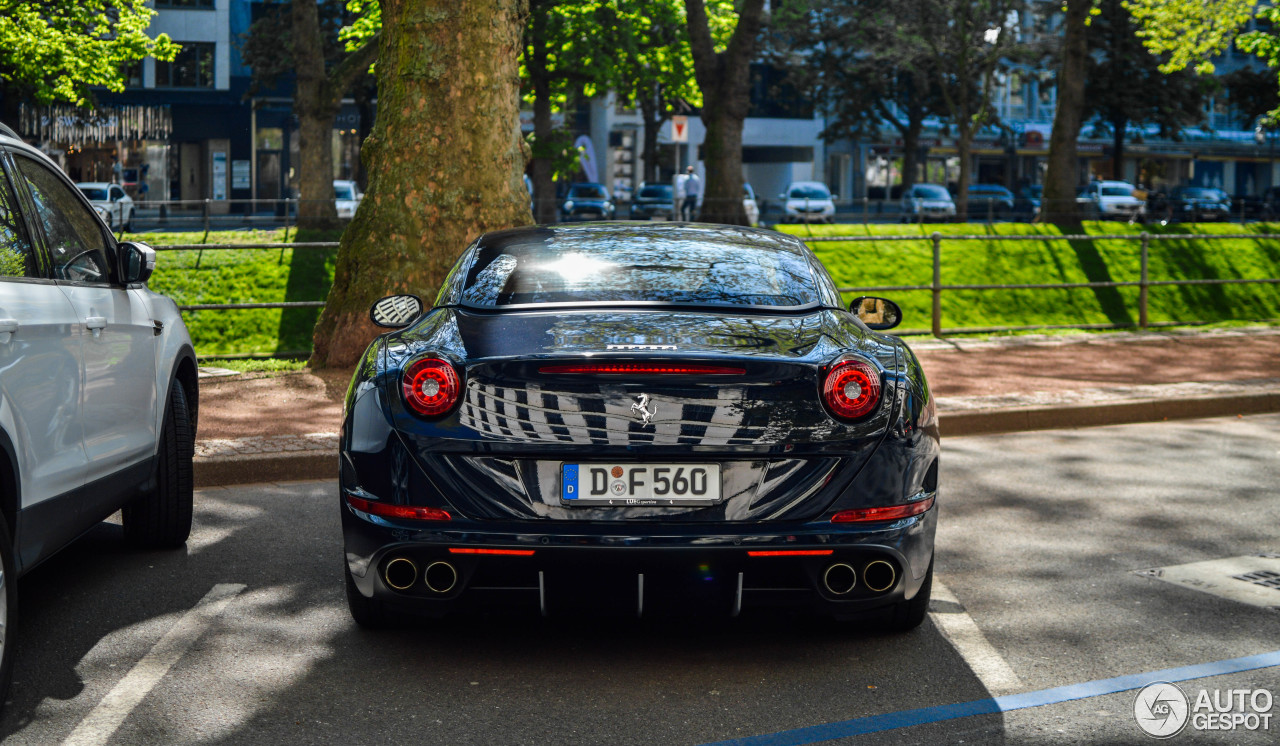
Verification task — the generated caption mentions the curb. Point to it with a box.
[192,392,1280,488]
[939,390,1280,438]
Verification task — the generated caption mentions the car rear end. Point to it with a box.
[340,226,938,622]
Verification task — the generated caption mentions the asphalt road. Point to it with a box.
[3,414,1278,745]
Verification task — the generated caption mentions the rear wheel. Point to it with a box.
[124,379,193,548]
[0,513,15,708]
[882,557,933,633]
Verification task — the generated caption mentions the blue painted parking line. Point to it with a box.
[704,649,1280,746]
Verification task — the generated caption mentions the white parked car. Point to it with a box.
[76,182,134,231]
[1078,180,1145,220]
[334,179,363,219]
[0,125,198,703]
[901,183,958,222]
[779,181,836,223]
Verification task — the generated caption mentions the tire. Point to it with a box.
[0,513,16,708]
[345,563,396,629]
[883,557,933,633]
[123,379,194,548]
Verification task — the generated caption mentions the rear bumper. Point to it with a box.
[342,497,937,619]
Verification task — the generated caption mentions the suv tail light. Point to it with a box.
[822,359,881,420]
[402,358,461,417]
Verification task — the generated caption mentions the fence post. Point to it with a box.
[1139,231,1149,329]
[931,231,943,337]
[202,199,211,234]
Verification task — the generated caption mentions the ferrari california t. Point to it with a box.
[340,223,939,630]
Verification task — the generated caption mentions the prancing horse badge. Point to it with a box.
[630,393,658,425]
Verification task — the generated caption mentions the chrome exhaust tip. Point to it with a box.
[383,557,419,591]
[822,563,858,595]
[862,560,897,593]
[424,561,459,594]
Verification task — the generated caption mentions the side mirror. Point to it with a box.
[118,241,156,284]
[850,296,902,331]
[370,294,424,328]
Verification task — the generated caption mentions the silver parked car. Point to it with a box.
[0,123,198,704]
[76,181,134,231]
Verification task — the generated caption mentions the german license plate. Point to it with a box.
[561,463,721,506]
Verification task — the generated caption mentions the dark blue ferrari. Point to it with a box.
[340,223,939,630]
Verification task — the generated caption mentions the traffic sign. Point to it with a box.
[672,116,688,143]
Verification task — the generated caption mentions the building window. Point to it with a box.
[156,43,216,88]
[155,0,215,8]
[123,60,143,88]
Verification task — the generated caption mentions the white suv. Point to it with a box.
[1077,180,1145,220]
[0,124,198,702]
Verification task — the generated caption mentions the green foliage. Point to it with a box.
[777,222,1280,330]
[206,358,309,372]
[526,129,584,182]
[0,0,178,105]
[1123,0,1257,75]
[0,246,24,276]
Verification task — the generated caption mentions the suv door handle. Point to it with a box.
[0,318,16,343]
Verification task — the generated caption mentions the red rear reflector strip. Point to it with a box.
[747,549,835,557]
[448,548,536,556]
[539,363,745,375]
[830,497,935,523]
[345,494,451,522]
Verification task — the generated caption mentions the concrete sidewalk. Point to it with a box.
[193,326,1280,487]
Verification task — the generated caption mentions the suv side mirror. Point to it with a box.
[849,296,902,331]
[370,294,424,328]
[118,241,156,284]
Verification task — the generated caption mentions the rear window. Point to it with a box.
[458,235,822,309]
[568,184,607,199]
[788,184,830,199]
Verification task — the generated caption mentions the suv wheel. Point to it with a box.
[0,513,15,706]
[882,557,933,633]
[345,563,396,629]
[123,379,194,548]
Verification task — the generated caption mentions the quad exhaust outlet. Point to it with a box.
[862,560,897,593]
[424,561,459,593]
[383,557,418,590]
[822,563,858,595]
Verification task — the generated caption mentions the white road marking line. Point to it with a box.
[61,583,246,746]
[930,579,1024,696]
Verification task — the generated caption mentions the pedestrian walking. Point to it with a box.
[682,166,700,221]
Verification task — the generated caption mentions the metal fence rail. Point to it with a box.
[155,232,1280,345]
[819,231,1280,336]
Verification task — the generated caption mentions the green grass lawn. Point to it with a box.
[136,223,1280,358]
[776,222,1280,332]
[136,229,340,357]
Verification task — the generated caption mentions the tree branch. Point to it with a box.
[327,31,380,98]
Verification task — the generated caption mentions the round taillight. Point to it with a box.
[402,358,460,417]
[822,359,881,420]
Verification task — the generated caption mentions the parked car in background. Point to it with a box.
[629,183,675,220]
[1017,185,1042,220]
[0,124,199,705]
[561,183,615,222]
[1166,186,1231,222]
[780,181,836,223]
[1077,180,1145,220]
[76,182,133,231]
[965,184,1015,220]
[334,180,363,219]
[900,183,956,222]
[743,183,759,226]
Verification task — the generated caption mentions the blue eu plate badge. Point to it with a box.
[562,464,579,501]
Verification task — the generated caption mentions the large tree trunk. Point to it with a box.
[1110,114,1127,180]
[901,112,924,192]
[292,0,340,230]
[1042,0,1090,225]
[954,124,973,219]
[310,0,532,368]
[528,1,558,224]
[685,0,766,226]
[638,89,663,185]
